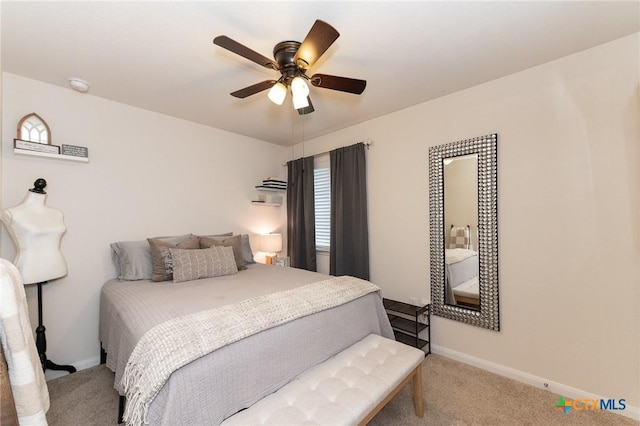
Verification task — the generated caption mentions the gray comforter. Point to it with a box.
[99,264,393,425]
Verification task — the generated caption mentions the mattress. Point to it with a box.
[99,263,393,425]
[444,249,478,305]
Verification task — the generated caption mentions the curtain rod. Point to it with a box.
[282,140,372,166]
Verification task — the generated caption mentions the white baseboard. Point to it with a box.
[44,355,101,381]
[431,344,639,421]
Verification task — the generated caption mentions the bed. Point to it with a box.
[100,235,393,425]
[444,248,479,307]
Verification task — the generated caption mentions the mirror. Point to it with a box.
[17,113,51,144]
[429,134,499,331]
[444,154,479,310]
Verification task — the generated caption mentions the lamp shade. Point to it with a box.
[267,82,287,105]
[260,233,282,253]
[292,93,310,110]
[290,76,309,98]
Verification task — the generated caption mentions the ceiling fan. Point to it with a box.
[213,20,366,115]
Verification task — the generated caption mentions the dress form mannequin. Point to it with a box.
[1,178,75,374]
[1,178,67,284]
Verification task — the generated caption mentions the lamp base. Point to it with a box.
[265,255,277,264]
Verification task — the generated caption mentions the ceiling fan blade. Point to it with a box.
[294,20,339,69]
[297,96,314,115]
[310,74,366,95]
[230,80,277,98]
[214,36,278,70]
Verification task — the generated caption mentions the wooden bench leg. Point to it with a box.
[412,363,424,417]
[358,362,425,425]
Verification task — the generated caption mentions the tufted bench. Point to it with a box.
[221,334,425,425]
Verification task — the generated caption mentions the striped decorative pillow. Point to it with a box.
[170,246,238,283]
[148,236,200,282]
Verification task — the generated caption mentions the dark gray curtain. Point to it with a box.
[286,156,317,271]
[330,143,369,279]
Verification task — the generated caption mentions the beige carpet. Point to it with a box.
[46,354,637,426]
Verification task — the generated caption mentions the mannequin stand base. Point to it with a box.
[35,282,76,375]
[42,358,76,374]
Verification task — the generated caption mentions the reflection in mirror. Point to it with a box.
[17,113,51,144]
[444,154,479,310]
[429,134,499,331]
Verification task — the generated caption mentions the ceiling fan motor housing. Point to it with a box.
[273,41,305,80]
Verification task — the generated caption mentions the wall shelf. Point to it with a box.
[14,148,89,163]
[251,201,281,207]
[255,186,286,192]
[252,184,285,206]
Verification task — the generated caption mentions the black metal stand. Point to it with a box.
[118,396,125,424]
[35,281,76,374]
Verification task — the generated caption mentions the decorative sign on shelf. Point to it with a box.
[61,144,89,158]
[14,113,90,162]
[14,139,60,154]
[274,257,290,267]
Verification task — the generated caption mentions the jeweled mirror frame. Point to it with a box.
[429,133,499,331]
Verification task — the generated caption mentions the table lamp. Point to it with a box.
[260,233,282,264]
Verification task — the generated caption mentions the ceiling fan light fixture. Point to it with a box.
[267,82,287,105]
[290,76,309,98]
[214,20,366,115]
[292,91,310,110]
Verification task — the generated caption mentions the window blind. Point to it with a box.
[314,156,331,251]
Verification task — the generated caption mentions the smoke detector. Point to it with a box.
[68,78,90,93]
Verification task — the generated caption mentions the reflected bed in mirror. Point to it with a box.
[429,134,499,331]
[444,154,479,310]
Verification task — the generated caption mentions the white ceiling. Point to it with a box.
[2,1,638,146]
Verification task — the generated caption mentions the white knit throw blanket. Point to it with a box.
[0,259,50,425]
[121,275,379,425]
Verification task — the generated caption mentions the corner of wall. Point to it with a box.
[1,8,4,249]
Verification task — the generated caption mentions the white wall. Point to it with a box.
[295,34,639,410]
[1,73,288,369]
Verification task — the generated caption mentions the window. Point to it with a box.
[314,155,331,252]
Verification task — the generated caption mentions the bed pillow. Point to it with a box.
[241,234,256,264]
[110,240,152,281]
[198,232,233,239]
[148,236,200,282]
[199,235,246,271]
[111,234,193,281]
[170,246,238,283]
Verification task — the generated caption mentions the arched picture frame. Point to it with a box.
[17,113,52,144]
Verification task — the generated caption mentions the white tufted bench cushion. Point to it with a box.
[221,334,425,426]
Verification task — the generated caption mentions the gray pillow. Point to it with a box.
[111,234,192,281]
[171,246,238,283]
[148,236,200,282]
[200,235,246,270]
[198,232,233,239]
[241,234,256,264]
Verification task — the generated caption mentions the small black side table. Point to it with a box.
[383,298,430,354]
